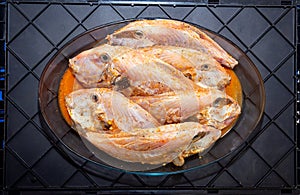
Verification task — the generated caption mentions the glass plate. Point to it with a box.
[38,19,265,175]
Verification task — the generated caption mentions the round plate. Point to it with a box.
[38,19,265,175]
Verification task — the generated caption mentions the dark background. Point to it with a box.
[2,0,299,194]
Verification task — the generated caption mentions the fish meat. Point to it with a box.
[65,88,221,165]
[130,89,241,130]
[106,19,238,68]
[141,46,231,89]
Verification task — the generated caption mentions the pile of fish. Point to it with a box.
[65,19,241,167]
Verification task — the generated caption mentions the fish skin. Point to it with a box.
[106,19,238,68]
[65,88,221,165]
[141,46,231,89]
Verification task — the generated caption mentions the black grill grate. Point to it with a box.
[3,1,299,193]
[0,1,4,191]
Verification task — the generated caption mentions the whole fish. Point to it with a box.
[130,89,241,130]
[65,88,160,133]
[65,88,221,165]
[106,19,238,68]
[69,44,190,95]
[85,122,220,165]
[110,49,198,94]
[141,46,231,89]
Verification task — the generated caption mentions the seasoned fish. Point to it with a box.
[64,20,243,167]
[85,122,220,165]
[141,46,231,89]
[65,88,160,134]
[107,19,238,68]
[69,44,189,95]
[130,89,241,130]
[65,88,221,165]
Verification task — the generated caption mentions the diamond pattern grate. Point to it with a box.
[3,1,299,193]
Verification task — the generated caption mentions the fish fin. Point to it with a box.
[110,91,160,131]
[153,49,194,71]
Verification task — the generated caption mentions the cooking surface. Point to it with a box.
[4,0,298,193]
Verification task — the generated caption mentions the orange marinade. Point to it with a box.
[58,68,81,126]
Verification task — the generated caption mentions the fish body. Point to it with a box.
[110,49,198,95]
[65,88,221,165]
[86,122,220,165]
[69,44,231,90]
[107,19,238,68]
[141,46,231,89]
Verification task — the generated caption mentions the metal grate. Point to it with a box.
[4,1,298,193]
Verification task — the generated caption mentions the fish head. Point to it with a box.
[211,96,241,127]
[65,88,161,135]
[107,25,159,48]
[69,44,131,87]
[199,90,241,130]
[195,61,231,89]
[175,125,221,165]
[65,88,113,133]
